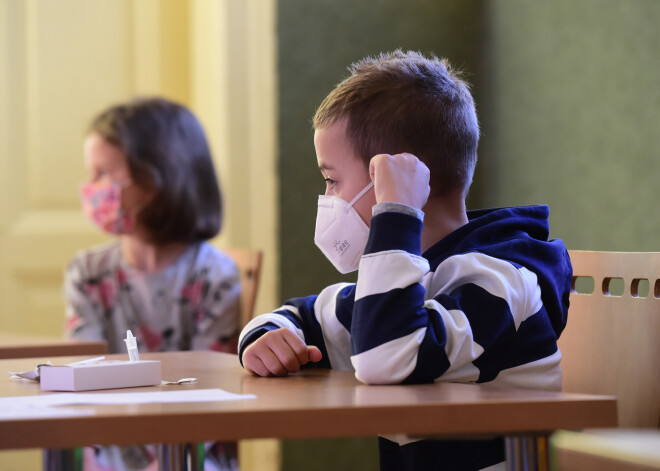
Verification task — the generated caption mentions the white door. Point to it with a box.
[0,1,278,469]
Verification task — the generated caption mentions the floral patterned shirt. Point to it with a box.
[64,241,241,355]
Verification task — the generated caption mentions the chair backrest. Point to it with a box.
[559,250,660,428]
[223,248,263,329]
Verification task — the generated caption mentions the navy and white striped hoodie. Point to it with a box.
[239,205,572,470]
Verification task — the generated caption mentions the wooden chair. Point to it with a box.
[224,247,263,328]
[202,248,263,469]
[559,250,660,428]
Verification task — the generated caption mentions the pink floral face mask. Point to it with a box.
[80,178,135,234]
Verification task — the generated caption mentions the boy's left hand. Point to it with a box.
[369,153,430,209]
[242,328,322,377]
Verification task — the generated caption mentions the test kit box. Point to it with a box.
[40,360,161,392]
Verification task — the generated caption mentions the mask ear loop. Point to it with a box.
[346,181,374,211]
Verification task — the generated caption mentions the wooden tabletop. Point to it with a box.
[0,332,107,359]
[0,351,617,450]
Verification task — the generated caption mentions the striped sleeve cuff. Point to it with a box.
[372,202,424,220]
[238,322,279,366]
[364,209,423,255]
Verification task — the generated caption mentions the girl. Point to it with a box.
[65,97,240,471]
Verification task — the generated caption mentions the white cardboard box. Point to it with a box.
[40,360,161,391]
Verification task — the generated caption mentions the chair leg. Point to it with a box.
[43,448,80,471]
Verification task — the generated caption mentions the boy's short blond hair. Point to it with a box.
[313,50,479,197]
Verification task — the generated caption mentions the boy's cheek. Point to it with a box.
[359,192,378,224]
[354,202,374,227]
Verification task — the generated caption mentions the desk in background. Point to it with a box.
[552,429,660,471]
[0,332,107,359]
[0,351,617,471]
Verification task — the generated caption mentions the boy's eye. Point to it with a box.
[324,177,337,189]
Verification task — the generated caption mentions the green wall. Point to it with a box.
[277,1,483,469]
[276,0,658,469]
[480,0,660,250]
[277,0,485,301]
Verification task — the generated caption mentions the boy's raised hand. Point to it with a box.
[242,328,323,376]
[369,153,431,209]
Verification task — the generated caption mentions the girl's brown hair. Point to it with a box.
[90,97,222,244]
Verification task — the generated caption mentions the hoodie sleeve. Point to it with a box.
[349,210,431,383]
[238,283,357,370]
[350,209,561,388]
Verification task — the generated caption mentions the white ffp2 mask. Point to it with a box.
[314,182,374,274]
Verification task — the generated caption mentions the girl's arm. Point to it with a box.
[190,258,242,353]
[63,259,108,342]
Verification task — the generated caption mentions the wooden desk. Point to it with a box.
[0,332,107,359]
[0,351,617,470]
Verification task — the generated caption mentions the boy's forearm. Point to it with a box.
[237,294,323,367]
[351,210,430,384]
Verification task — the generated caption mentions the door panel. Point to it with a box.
[0,1,278,469]
[1,0,132,334]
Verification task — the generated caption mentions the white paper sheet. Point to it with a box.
[0,388,256,419]
[47,388,256,405]
[0,404,96,419]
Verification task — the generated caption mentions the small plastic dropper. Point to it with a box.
[124,330,140,361]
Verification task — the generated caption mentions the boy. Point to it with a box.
[239,50,572,471]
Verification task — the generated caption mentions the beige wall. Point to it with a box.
[0,0,278,469]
